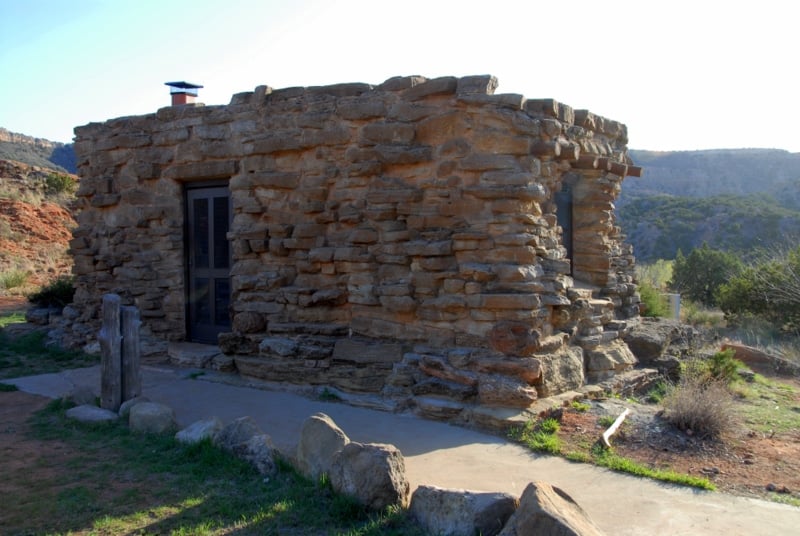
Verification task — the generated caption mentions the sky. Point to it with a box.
[1,0,797,152]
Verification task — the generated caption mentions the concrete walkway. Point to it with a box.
[5,365,799,535]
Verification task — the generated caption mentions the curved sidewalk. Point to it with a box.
[6,365,799,536]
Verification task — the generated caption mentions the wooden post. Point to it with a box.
[99,294,122,411]
[121,305,142,401]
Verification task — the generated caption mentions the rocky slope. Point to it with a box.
[0,128,76,174]
[0,158,77,289]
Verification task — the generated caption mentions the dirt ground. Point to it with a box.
[555,372,800,502]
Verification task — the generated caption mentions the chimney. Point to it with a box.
[164,81,203,106]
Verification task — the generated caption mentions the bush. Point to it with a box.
[662,375,737,440]
[638,281,669,317]
[28,276,75,307]
[662,354,740,440]
[708,349,743,384]
[45,173,77,196]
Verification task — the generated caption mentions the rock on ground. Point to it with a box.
[296,412,350,480]
[118,396,150,418]
[128,402,177,434]
[213,416,262,451]
[65,386,96,406]
[65,404,119,423]
[231,434,278,476]
[498,481,604,536]
[410,485,519,536]
[175,417,224,444]
[329,441,410,510]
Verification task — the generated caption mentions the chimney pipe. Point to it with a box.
[164,81,203,106]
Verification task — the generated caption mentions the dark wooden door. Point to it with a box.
[186,186,231,343]
[555,183,573,274]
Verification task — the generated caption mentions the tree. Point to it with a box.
[669,244,743,307]
[718,245,800,330]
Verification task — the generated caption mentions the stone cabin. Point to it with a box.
[69,74,643,420]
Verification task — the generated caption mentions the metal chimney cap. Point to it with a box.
[165,81,204,89]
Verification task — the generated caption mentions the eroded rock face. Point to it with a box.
[410,485,519,536]
[329,441,410,510]
[498,481,604,536]
[69,73,640,411]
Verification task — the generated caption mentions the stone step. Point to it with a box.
[461,368,660,433]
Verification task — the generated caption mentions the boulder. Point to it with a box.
[65,386,96,406]
[498,482,604,536]
[118,396,150,419]
[296,413,350,480]
[65,404,119,423]
[214,416,263,452]
[175,417,224,444]
[231,434,278,476]
[128,402,177,434]
[329,442,410,510]
[623,318,701,364]
[410,485,519,536]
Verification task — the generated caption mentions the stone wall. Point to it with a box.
[69,74,640,415]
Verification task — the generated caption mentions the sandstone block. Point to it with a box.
[498,481,604,536]
[360,122,415,145]
[537,347,585,397]
[410,485,518,536]
[329,442,411,510]
[214,416,263,452]
[175,417,224,444]
[332,338,403,365]
[478,374,538,408]
[129,402,177,434]
[296,413,350,480]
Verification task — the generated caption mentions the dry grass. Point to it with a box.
[662,373,739,440]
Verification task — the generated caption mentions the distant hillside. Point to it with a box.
[619,149,800,262]
[0,128,76,174]
[623,149,800,204]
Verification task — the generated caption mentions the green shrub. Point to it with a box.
[638,280,669,317]
[28,276,75,308]
[708,349,744,384]
[45,173,77,196]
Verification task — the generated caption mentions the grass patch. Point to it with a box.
[0,311,25,327]
[736,374,800,435]
[508,417,562,455]
[570,400,591,412]
[0,268,28,290]
[0,382,19,391]
[592,446,716,491]
[5,400,426,535]
[0,330,98,379]
[510,411,715,492]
